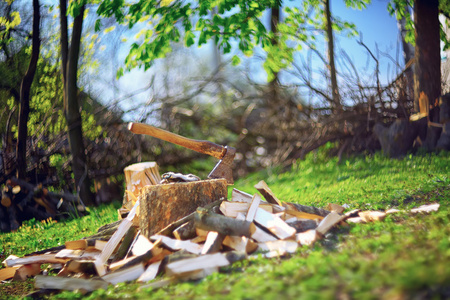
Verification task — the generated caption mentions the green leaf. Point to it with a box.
[231,55,241,66]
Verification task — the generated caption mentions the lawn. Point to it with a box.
[1,151,449,299]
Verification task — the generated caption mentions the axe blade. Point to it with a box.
[208,146,236,184]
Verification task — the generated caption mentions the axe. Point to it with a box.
[128,122,236,184]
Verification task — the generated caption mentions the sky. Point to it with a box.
[108,0,404,120]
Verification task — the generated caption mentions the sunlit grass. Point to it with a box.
[0,150,449,299]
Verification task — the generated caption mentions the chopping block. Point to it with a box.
[139,179,227,239]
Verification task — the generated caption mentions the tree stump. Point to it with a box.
[124,162,161,203]
[139,179,227,239]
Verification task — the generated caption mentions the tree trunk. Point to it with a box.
[396,5,415,114]
[414,0,440,115]
[16,0,41,180]
[324,0,341,113]
[414,0,441,150]
[268,4,280,107]
[64,4,95,206]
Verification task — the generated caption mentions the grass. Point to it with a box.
[1,150,449,299]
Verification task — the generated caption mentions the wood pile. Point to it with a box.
[0,178,440,295]
[0,177,87,233]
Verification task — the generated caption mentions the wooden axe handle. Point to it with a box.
[128,122,226,160]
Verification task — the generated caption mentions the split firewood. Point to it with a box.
[250,225,278,243]
[201,231,225,254]
[231,189,253,203]
[223,236,258,254]
[34,275,109,292]
[137,260,162,283]
[151,235,203,255]
[0,266,20,281]
[173,221,196,240]
[4,253,68,268]
[130,233,156,257]
[95,200,140,276]
[194,207,255,238]
[115,239,163,271]
[253,208,296,239]
[13,264,42,281]
[327,203,345,214]
[63,260,96,275]
[258,240,298,255]
[286,218,319,233]
[165,253,230,278]
[346,217,364,224]
[245,194,262,222]
[316,212,345,236]
[254,180,282,206]
[140,180,227,238]
[386,208,401,214]
[55,249,101,261]
[283,202,330,218]
[124,161,161,203]
[219,201,273,218]
[296,230,320,246]
[102,263,145,285]
[344,209,361,218]
[359,211,387,222]
[112,226,138,263]
[410,203,440,213]
[284,209,323,221]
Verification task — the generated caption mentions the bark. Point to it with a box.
[16,0,40,179]
[268,4,280,107]
[63,4,95,206]
[324,0,341,113]
[414,0,440,115]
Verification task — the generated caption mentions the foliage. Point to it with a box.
[0,151,449,299]
[95,0,370,79]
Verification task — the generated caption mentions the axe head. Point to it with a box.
[208,146,236,184]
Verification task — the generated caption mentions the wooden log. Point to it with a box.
[150,235,203,255]
[254,180,282,206]
[139,179,227,239]
[124,162,161,203]
[286,218,319,233]
[194,208,254,238]
[156,199,223,237]
[327,203,345,214]
[112,226,138,263]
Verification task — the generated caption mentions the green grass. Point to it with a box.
[1,151,449,299]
